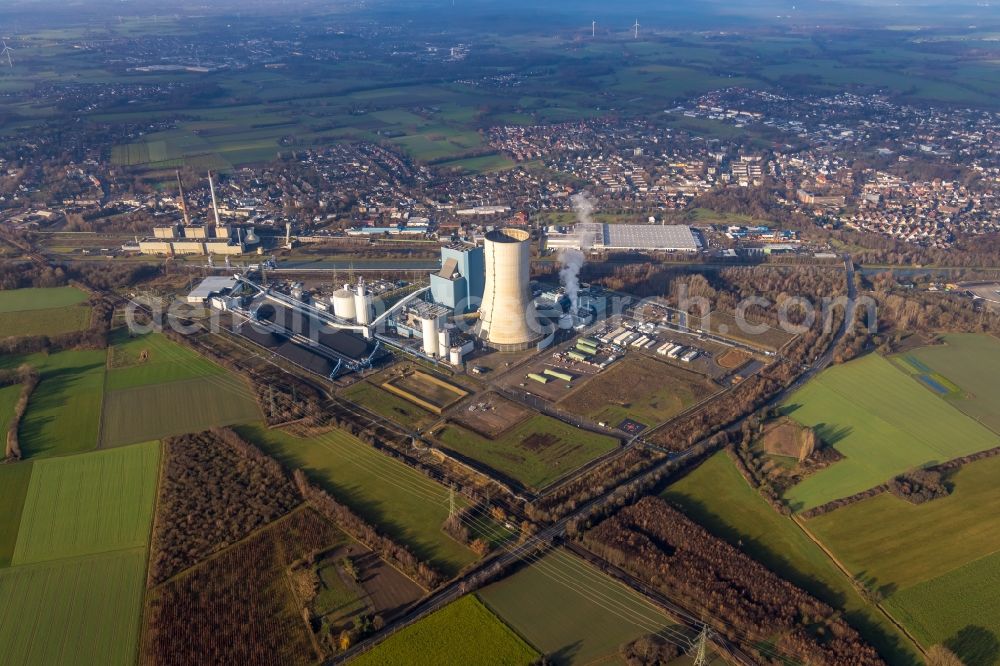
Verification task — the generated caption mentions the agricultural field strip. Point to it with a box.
[100,331,261,446]
[807,455,1000,591]
[15,348,108,459]
[882,549,1000,650]
[101,378,261,448]
[105,331,239,391]
[904,334,1000,435]
[0,305,93,339]
[479,548,687,661]
[526,550,679,636]
[0,286,88,313]
[0,548,148,666]
[815,358,988,459]
[0,383,21,444]
[302,428,452,506]
[12,441,160,565]
[286,424,520,563]
[815,361,996,459]
[0,462,32,567]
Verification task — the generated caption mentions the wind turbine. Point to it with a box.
[1,40,13,69]
[633,19,640,39]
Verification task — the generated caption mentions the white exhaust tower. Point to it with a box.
[477,228,542,350]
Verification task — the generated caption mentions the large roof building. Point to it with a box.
[545,222,700,252]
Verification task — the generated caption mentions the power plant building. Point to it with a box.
[138,224,258,256]
[477,228,543,351]
[431,242,485,312]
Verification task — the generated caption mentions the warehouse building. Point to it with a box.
[545,222,700,252]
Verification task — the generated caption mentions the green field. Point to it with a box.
[101,331,261,447]
[0,548,147,666]
[106,330,227,390]
[479,549,676,665]
[12,441,160,564]
[0,462,32,568]
[808,455,1000,660]
[235,423,476,576]
[350,595,539,666]
[662,451,920,664]
[783,354,998,511]
[9,349,108,459]
[808,455,1000,591]
[435,414,619,491]
[434,153,517,174]
[884,551,1000,664]
[903,334,1000,434]
[0,286,88,313]
[0,283,92,339]
[0,305,92,339]
[101,376,260,448]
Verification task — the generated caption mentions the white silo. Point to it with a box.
[354,283,372,325]
[437,328,451,358]
[449,346,463,366]
[421,316,440,356]
[478,228,542,350]
[331,288,356,321]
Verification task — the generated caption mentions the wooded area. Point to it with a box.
[582,497,884,665]
[148,428,300,585]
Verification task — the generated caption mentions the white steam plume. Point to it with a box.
[559,192,595,311]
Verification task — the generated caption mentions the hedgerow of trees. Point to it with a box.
[1,364,38,461]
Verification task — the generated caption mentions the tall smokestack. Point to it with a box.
[478,228,542,351]
[208,171,221,227]
[176,170,190,226]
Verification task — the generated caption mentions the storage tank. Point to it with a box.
[477,228,542,350]
[449,346,463,366]
[331,289,357,321]
[421,316,440,356]
[354,284,372,325]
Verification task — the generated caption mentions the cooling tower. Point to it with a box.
[478,228,542,350]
